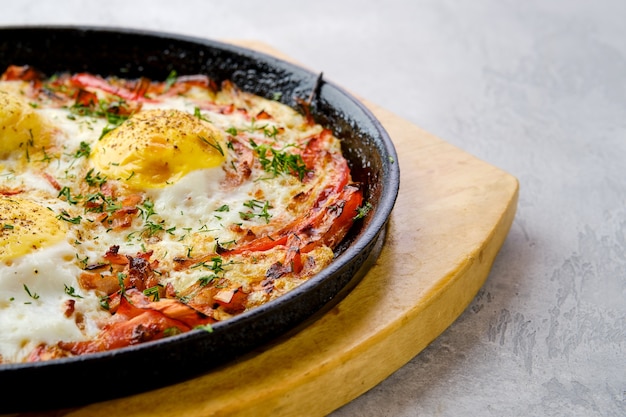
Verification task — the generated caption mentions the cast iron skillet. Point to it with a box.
[0,26,399,413]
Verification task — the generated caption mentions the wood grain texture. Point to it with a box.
[14,41,518,417]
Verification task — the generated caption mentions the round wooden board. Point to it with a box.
[9,41,519,417]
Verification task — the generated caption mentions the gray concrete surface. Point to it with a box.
[2,1,625,415]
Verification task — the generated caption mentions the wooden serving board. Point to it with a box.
[11,41,518,417]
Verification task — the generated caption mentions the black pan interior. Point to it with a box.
[0,26,400,413]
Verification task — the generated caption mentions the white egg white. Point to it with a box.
[0,240,107,363]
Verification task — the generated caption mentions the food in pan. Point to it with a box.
[0,65,367,364]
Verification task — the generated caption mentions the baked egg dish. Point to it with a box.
[0,66,365,363]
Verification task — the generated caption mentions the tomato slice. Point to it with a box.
[222,183,362,265]
[58,289,213,355]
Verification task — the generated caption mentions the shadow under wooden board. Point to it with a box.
[16,41,519,417]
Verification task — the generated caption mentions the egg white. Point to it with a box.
[0,240,107,363]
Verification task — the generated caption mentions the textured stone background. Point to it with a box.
[2,1,625,415]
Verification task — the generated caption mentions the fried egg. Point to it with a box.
[92,109,226,189]
[0,88,53,158]
[0,197,67,262]
[0,197,106,363]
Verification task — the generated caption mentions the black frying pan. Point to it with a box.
[0,26,400,413]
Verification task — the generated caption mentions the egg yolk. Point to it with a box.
[0,197,68,262]
[92,109,226,189]
[0,89,52,158]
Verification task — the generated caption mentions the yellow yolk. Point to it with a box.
[0,89,52,158]
[92,109,225,189]
[0,197,68,262]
